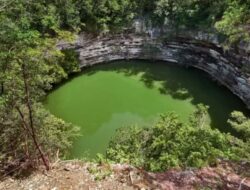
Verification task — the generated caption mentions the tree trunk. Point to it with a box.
[21,64,50,171]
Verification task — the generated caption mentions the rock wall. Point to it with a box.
[58,33,250,109]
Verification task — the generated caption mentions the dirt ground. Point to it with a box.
[0,160,250,190]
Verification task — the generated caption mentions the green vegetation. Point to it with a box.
[154,0,227,28]
[0,0,80,174]
[107,105,250,171]
[148,0,249,43]
[59,49,81,75]
[0,0,249,176]
[75,0,136,33]
[215,0,250,44]
[1,0,248,39]
[229,111,250,140]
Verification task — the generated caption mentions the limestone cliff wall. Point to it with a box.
[58,33,250,109]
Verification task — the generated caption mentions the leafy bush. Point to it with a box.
[107,105,250,172]
[59,49,80,75]
[154,0,227,28]
[215,0,250,44]
[0,103,79,175]
[228,111,250,140]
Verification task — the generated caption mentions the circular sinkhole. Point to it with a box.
[44,60,249,158]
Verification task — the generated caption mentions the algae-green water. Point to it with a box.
[44,60,248,158]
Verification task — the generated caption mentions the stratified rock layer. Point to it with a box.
[58,32,250,109]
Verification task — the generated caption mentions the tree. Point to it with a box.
[0,2,79,173]
[75,0,137,33]
[215,0,250,44]
[0,32,72,170]
[153,0,227,29]
[107,106,250,171]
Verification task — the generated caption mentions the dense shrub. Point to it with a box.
[107,105,250,172]
[228,111,250,140]
[59,49,80,75]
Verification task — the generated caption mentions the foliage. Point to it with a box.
[0,103,79,169]
[107,105,250,172]
[59,49,80,74]
[87,163,113,181]
[228,111,250,140]
[215,0,250,44]
[75,0,137,33]
[228,111,250,162]
[1,0,248,41]
[156,0,250,43]
[138,0,249,43]
[34,104,80,158]
[0,2,80,173]
[154,0,226,28]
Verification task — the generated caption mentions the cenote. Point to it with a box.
[44,60,249,158]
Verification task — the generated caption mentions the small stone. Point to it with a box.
[241,179,250,190]
[226,173,240,183]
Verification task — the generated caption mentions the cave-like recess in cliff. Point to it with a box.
[44,60,249,158]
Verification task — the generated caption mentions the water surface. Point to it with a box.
[44,60,248,158]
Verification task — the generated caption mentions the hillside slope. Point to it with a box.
[1,161,250,190]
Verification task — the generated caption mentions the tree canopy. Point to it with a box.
[1,0,249,39]
[0,0,80,173]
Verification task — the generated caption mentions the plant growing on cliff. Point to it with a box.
[59,49,81,74]
[0,2,80,174]
[228,111,250,158]
[215,0,250,44]
[228,111,250,140]
[0,32,79,174]
[107,105,250,172]
[75,0,137,33]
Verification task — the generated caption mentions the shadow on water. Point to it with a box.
[82,59,249,134]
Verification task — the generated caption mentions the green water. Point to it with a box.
[44,60,249,158]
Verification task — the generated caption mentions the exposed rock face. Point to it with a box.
[58,32,250,109]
